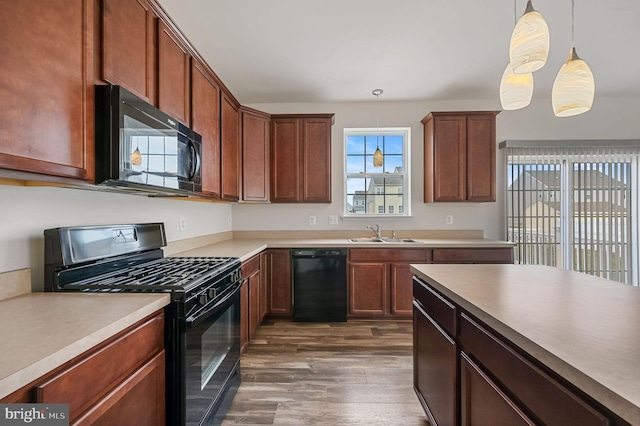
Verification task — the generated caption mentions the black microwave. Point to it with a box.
[95,85,202,196]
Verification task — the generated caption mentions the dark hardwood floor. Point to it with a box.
[222,320,429,425]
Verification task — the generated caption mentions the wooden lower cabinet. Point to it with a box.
[413,301,457,426]
[1,312,165,425]
[349,262,387,316]
[240,278,249,351]
[348,248,430,319]
[460,352,534,426]
[264,249,292,317]
[414,278,615,426]
[241,254,263,351]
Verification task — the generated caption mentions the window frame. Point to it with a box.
[343,127,411,217]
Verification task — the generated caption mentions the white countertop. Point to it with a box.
[410,263,640,425]
[0,292,170,399]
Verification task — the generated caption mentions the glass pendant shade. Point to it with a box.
[373,147,383,167]
[552,47,595,117]
[509,0,550,74]
[500,63,534,110]
[130,147,142,166]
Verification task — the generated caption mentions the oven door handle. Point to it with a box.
[186,279,244,326]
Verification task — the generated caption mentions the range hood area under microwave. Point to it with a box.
[94,85,202,197]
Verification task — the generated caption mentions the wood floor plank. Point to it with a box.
[222,320,428,426]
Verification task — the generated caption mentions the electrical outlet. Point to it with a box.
[179,217,187,232]
[309,215,317,225]
[329,215,339,225]
[227,215,232,226]
[445,215,454,225]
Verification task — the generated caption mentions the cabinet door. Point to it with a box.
[248,270,261,340]
[259,252,269,322]
[221,93,240,201]
[460,352,535,426]
[271,119,300,202]
[240,280,249,352]
[433,115,467,202]
[348,263,387,316]
[301,118,331,202]
[466,114,496,202]
[266,249,292,316]
[191,61,221,197]
[413,302,457,426]
[102,0,155,102]
[157,20,190,124]
[74,352,165,426]
[242,110,270,202]
[390,263,414,316]
[0,0,94,181]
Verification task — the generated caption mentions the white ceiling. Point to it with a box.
[157,0,640,104]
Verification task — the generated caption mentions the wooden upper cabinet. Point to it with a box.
[221,92,240,201]
[0,0,94,181]
[270,114,334,203]
[101,0,156,102]
[240,107,270,202]
[157,20,190,125]
[301,118,332,202]
[191,60,221,197]
[422,111,499,203]
[271,118,300,202]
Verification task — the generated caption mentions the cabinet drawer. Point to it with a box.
[460,352,535,426]
[413,277,456,336]
[36,313,164,419]
[459,313,610,426]
[432,248,513,263]
[349,248,430,262]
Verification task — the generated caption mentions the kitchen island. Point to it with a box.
[411,263,640,426]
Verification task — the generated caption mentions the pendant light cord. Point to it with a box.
[571,0,575,48]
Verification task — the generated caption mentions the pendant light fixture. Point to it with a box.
[372,89,383,168]
[130,145,142,166]
[551,0,595,117]
[500,0,534,110]
[509,0,550,74]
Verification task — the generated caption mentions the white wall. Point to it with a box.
[235,96,640,239]
[0,185,232,290]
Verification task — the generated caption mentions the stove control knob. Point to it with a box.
[208,289,216,299]
[199,294,207,305]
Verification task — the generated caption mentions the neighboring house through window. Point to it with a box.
[502,140,640,286]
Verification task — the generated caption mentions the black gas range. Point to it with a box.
[44,223,242,426]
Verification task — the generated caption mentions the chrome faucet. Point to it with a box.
[367,224,381,239]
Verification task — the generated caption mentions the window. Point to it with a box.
[344,127,411,216]
[503,140,640,285]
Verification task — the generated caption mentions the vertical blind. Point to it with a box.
[501,140,640,286]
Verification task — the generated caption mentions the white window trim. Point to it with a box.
[343,127,411,217]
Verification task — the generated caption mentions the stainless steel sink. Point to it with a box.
[347,237,385,243]
[347,237,421,243]
[380,238,421,243]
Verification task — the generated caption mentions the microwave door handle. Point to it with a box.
[186,141,199,181]
[186,279,244,326]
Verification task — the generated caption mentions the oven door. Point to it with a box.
[184,281,241,426]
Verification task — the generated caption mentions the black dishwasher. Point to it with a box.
[292,248,347,322]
